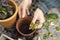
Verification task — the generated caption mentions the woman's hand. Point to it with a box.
[18,0,32,18]
[30,8,45,29]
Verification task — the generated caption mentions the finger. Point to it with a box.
[18,5,22,19]
[26,8,30,15]
[22,7,26,18]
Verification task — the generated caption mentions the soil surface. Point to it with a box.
[19,20,33,34]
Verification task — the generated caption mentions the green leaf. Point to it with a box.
[2,10,7,15]
[30,21,40,30]
[43,22,49,29]
[43,32,52,40]
[2,8,6,11]
[43,34,48,40]
[31,25,35,30]
[55,26,60,31]
[30,23,35,30]
[47,13,58,21]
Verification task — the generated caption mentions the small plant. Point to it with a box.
[30,22,35,30]
[0,0,14,20]
[30,20,40,30]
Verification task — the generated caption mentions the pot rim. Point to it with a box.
[0,0,18,22]
[16,17,37,37]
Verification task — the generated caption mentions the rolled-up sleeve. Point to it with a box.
[37,0,60,14]
[37,2,48,14]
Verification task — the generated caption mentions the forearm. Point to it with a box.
[37,0,60,14]
[41,0,60,9]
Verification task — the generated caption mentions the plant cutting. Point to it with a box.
[30,20,40,30]
[0,0,18,28]
[16,16,36,37]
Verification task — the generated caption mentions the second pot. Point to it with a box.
[16,16,36,37]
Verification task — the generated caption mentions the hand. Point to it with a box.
[18,0,32,18]
[30,8,45,29]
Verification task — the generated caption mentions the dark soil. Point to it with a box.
[6,8,15,18]
[19,20,33,34]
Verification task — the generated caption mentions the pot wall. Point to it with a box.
[16,16,36,37]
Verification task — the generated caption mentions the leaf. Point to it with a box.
[55,26,60,31]
[6,5,13,15]
[31,25,35,30]
[43,32,52,40]
[47,13,58,21]
[2,8,6,11]
[0,12,7,19]
[2,10,7,15]
[43,34,48,40]
[30,20,40,30]
[30,23,35,30]
[43,22,49,29]
[2,0,8,4]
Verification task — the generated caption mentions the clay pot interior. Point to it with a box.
[16,16,36,37]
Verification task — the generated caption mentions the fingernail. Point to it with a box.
[22,15,25,18]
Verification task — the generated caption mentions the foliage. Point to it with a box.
[46,13,58,22]
[30,22,35,30]
[30,20,40,30]
[43,13,58,40]
[0,0,14,19]
[55,26,60,31]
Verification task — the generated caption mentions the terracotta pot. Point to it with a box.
[16,16,36,37]
[0,0,18,28]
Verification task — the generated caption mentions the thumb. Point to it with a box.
[31,14,37,24]
[18,5,22,19]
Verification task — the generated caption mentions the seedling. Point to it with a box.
[30,20,40,30]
